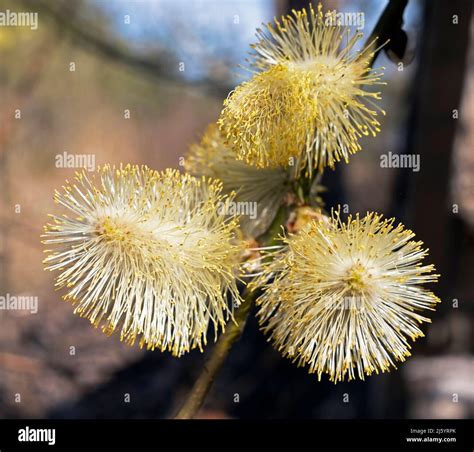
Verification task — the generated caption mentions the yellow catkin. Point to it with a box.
[185,123,291,238]
[254,209,440,383]
[43,165,242,356]
[219,4,385,174]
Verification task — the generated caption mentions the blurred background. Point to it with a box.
[0,0,473,419]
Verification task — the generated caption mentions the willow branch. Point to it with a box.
[366,0,409,65]
[174,288,256,419]
[19,0,232,98]
[174,206,287,419]
[174,0,410,420]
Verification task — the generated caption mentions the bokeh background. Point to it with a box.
[0,0,473,419]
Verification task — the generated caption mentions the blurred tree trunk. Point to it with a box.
[395,0,473,302]
[390,1,473,371]
[450,12,474,353]
[362,0,474,420]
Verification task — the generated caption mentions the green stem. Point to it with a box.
[174,206,286,419]
[174,0,410,419]
[174,288,257,419]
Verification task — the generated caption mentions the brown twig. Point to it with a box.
[366,0,409,65]
[174,205,287,419]
[173,0,410,419]
[19,0,233,98]
[174,288,256,419]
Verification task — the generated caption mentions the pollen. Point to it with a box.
[218,4,385,175]
[345,263,371,292]
[42,165,243,356]
[185,123,291,238]
[253,209,441,382]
